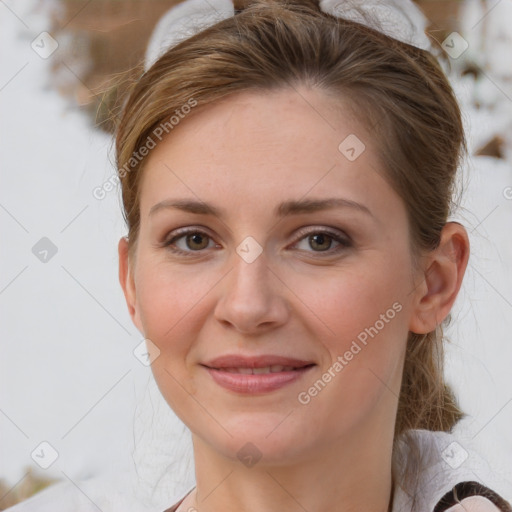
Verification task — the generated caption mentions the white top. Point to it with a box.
[6,430,511,512]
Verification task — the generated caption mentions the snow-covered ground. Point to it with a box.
[0,0,511,507]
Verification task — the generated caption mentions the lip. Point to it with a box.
[203,354,315,369]
[201,354,316,394]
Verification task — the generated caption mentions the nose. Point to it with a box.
[213,248,290,334]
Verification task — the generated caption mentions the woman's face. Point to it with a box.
[120,87,423,465]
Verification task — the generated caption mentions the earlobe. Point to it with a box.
[409,222,470,334]
[118,236,143,333]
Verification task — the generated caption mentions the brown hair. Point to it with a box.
[114,0,466,441]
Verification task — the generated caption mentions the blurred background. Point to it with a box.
[1,0,511,509]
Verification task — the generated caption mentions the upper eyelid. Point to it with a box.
[164,225,350,251]
[293,225,351,241]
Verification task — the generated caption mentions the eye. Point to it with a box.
[162,228,218,256]
[291,227,352,255]
[161,226,352,257]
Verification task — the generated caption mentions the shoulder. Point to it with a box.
[435,481,512,512]
[444,496,502,511]
[391,429,512,512]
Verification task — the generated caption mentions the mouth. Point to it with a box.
[205,364,313,374]
[200,355,316,394]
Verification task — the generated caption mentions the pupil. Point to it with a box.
[188,233,207,250]
[311,234,330,251]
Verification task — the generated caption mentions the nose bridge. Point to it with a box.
[229,241,272,300]
[214,238,288,332]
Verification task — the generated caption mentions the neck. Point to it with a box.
[189,422,394,512]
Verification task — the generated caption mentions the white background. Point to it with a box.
[0,0,511,505]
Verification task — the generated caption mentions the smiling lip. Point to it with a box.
[201,355,316,394]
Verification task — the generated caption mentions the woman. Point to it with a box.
[7,0,511,511]
[114,1,511,511]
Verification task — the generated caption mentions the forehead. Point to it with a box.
[138,87,400,221]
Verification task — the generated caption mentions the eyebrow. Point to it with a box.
[149,197,374,219]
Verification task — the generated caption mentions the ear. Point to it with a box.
[409,222,470,334]
[118,236,143,334]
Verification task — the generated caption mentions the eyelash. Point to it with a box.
[161,226,352,257]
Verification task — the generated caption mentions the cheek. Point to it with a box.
[134,262,211,417]
[295,249,411,346]
[294,251,411,408]
[135,255,213,340]
[133,258,215,386]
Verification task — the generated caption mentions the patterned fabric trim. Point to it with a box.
[433,481,512,512]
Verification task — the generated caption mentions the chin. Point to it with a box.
[201,413,315,467]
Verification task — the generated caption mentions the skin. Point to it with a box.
[119,86,469,512]
[446,497,501,512]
